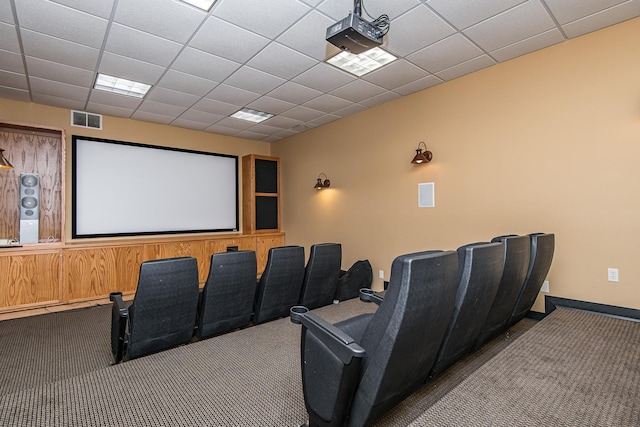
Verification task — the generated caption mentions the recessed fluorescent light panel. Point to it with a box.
[94,73,151,98]
[180,0,217,11]
[326,47,397,77]
[230,108,274,123]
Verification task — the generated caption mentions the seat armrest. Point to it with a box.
[290,306,365,364]
[110,292,128,364]
[359,288,384,306]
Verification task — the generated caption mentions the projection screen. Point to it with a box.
[72,136,238,238]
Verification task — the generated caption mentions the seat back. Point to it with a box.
[347,250,459,426]
[127,257,200,360]
[196,251,257,339]
[333,259,373,302]
[509,233,555,326]
[253,245,305,324]
[299,243,342,309]
[475,235,531,348]
[429,242,504,377]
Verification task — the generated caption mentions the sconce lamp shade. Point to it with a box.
[314,173,331,189]
[411,141,433,164]
[0,149,13,169]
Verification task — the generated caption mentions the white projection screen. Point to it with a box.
[72,136,238,238]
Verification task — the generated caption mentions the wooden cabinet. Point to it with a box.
[242,154,280,234]
[0,249,61,309]
[256,234,285,273]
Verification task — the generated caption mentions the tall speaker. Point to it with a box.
[19,173,40,244]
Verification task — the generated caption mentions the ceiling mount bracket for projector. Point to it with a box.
[326,0,389,54]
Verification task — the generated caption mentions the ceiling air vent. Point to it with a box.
[71,110,102,130]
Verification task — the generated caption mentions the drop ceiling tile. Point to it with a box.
[131,110,175,125]
[435,55,496,81]
[0,22,20,53]
[29,77,89,101]
[385,5,456,56]
[224,67,286,95]
[192,97,240,116]
[267,81,323,105]
[105,24,183,67]
[262,135,284,143]
[394,75,443,96]
[156,70,219,96]
[0,70,28,90]
[262,115,303,129]
[145,87,201,108]
[0,49,25,74]
[214,0,311,39]
[246,96,296,115]
[31,92,85,110]
[310,114,340,126]
[303,94,352,113]
[136,100,187,117]
[332,103,367,117]
[15,0,108,48]
[49,0,115,18]
[206,84,261,105]
[204,124,242,136]
[86,102,136,118]
[316,0,419,21]
[277,10,336,61]
[0,86,29,102]
[25,57,94,87]
[300,0,323,7]
[0,2,14,24]
[293,63,355,93]
[170,118,210,131]
[426,0,527,30]
[544,0,629,25]
[360,91,402,108]
[178,109,225,124]
[99,52,165,85]
[235,129,270,139]
[463,1,556,52]
[189,17,270,64]
[245,122,287,135]
[114,0,207,43]
[363,60,431,91]
[88,89,144,109]
[407,33,484,73]
[246,43,316,80]
[330,79,386,103]
[20,30,100,70]
[172,47,241,82]
[490,29,564,62]
[561,1,640,38]
[214,116,257,131]
[280,105,325,121]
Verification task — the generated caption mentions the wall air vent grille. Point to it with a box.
[71,110,102,130]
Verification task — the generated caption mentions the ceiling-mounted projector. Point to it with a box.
[326,12,383,54]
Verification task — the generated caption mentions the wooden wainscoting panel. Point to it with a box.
[64,245,142,302]
[0,251,61,308]
[143,240,207,282]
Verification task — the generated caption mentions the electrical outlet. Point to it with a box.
[378,270,384,279]
[540,280,549,293]
[608,268,619,282]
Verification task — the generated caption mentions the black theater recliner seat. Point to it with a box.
[290,250,459,427]
[475,234,531,349]
[110,256,200,364]
[253,245,305,325]
[429,241,504,378]
[195,250,257,340]
[508,232,555,328]
[299,243,342,310]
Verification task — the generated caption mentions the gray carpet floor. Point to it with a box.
[3,299,633,426]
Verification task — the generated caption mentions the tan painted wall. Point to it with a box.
[272,17,640,311]
[0,99,270,240]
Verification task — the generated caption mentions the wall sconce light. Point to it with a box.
[314,173,331,190]
[0,149,13,169]
[410,141,433,164]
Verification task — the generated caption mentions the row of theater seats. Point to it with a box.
[289,232,555,427]
[109,243,371,364]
